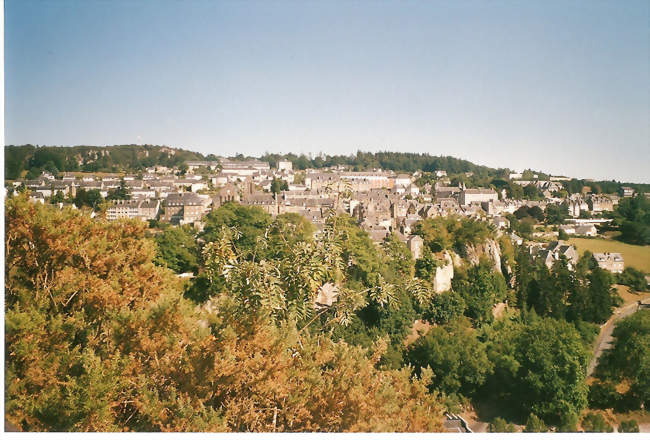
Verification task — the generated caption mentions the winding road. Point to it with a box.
[587,296,648,377]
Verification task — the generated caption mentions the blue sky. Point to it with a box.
[5,0,649,182]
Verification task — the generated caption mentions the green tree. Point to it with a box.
[453,263,507,325]
[597,310,650,409]
[270,178,289,196]
[545,203,569,225]
[617,267,648,292]
[50,190,65,204]
[201,202,272,259]
[489,417,517,432]
[422,290,466,325]
[383,233,415,280]
[486,317,589,426]
[153,225,199,273]
[106,180,131,200]
[74,188,104,210]
[581,412,613,432]
[406,319,492,398]
[524,413,548,432]
[619,420,639,433]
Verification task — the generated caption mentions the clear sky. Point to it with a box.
[5,0,649,183]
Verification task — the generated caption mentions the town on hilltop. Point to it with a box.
[8,150,644,278]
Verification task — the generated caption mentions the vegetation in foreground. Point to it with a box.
[5,194,647,432]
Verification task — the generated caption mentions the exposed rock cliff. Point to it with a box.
[462,239,502,273]
[433,251,454,293]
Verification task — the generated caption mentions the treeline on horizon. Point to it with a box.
[5,144,650,192]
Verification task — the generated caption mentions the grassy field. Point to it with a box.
[568,237,650,273]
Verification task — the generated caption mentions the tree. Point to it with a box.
[106,180,131,200]
[74,188,104,210]
[617,267,648,292]
[422,290,466,325]
[50,190,65,204]
[270,178,288,196]
[201,202,272,259]
[581,413,613,432]
[545,203,569,225]
[619,420,639,433]
[615,194,650,245]
[453,263,507,325]
[523,184,541,200]
[406,320,492,398]
[486,316,589,426]
[489,417,517,432]
[153,225,199,273]
[524,413,548,432]
[5,194,447,432]
[597,310,650,410]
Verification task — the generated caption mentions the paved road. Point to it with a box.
[587,301,641,377]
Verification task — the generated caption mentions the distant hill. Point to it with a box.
[257,151,506,176]
[4,144,205,179]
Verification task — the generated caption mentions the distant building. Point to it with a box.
[593,253,624,273]
[278,160,293,172]
[459,188,498,206]
[162,192,211,224]
[106,199,160,221]
[535,241,579,270]
[621,187,635,197]
[559,224,597,237]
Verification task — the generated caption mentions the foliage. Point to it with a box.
[545,203,569,225]
[597,310,650,410]
[106,181,131,201]
[50,190,65,204]
[382,233,415,280]
[200,202,272,259]
[406,320,492,398]
[414,249,443,281]
[618,419,639,433]
[617,267,648,292]
[421,291,466,325]
[265,212,317,259]
[153,225,199,274]
[514,205,544,222]
[581,412,613,432]
[413,215,495,253]
[270,178,288,195]
[615,194,650,245]
[5,144,204,178]
[5,195,446,432]
[524,413,548,432]
[74,188,104,210]
[587,380,619,410]
[485,316,589,426]
[489,417,517,432]
[453,263,507,325]
[516,254,618,324]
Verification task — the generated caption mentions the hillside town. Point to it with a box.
[9,155,638,279]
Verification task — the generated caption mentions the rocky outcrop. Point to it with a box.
[433,251,454,293]
[463,239,502,273]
